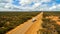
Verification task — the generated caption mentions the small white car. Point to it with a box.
[32,18,36,22]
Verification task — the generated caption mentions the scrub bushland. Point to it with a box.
[0,12,40,34]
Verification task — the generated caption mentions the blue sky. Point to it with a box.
[0,0,60,11]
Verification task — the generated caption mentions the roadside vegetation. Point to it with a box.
[38,12,60,34]
[0,12,40,34]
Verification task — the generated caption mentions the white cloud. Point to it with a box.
[5,0,13,3]
[5,3,11,8]
[19,0,32,6]
[48,4,60,11]
[32,3,41,9]
[0,0,60,11]
[57,4,60,7]
[49,5,56,10]
[41,0,51,2]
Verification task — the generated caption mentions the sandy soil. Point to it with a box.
[46,16,60,25]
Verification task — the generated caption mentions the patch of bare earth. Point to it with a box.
[46,16,60,25]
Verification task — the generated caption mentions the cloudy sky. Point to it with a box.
[0,0,60,11]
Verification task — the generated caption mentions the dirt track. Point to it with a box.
[6,12,43,34]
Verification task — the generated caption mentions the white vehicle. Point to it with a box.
[32,18,36,22]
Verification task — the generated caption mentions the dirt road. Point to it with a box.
[25,12,43,34]
[6,12,43,34]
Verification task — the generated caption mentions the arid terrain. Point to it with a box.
[41,12,60,34]
[45,16,60,25]
[0,12,40,34]
[0,12,60,34]
[6,12,43,34]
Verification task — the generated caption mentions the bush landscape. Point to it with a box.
[0,12,41,34]
[38,12,60,34]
